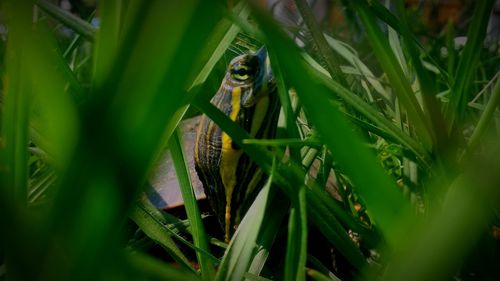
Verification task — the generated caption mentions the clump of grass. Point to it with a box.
[0,1,499,281]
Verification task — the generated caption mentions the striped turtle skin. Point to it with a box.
[194,47,280,242]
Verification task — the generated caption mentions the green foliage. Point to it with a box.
[1,0,499,280]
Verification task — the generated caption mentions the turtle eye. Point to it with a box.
[230,64,253,81]
[231,66,250,81]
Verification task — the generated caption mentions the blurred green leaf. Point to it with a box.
[0,0,32,206]
[446,0,495,129]
[383,152,500,281]
[36,0,96,42]
[127,251,203,281]
[129,200,194,272]
[307,268,340,281]
[92,0,122,90]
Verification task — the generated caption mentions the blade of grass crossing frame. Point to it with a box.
[284,184,307,281]
[164,2,248,155]
[250,5,413,247]
[304,55,430,166]
[188,1,248,91]
[192,98,368,270]
[445,22,456,85]
[445,0,495,130]
[268,51,302,160]
[92,0,122,91]
[247,193,289,278]
[40,1,222,280]
[387,26,410,80]
[307,255,342,281]
[352,1,433,150]
[324,35,390,102]
[461,77,500,162]
[215,159,276,281]
[129,202,195,272]
[27,25,80,168]
[169,129,215,280]
[361,0,449,83]
[1,0,31,206]
[303,52,427,158]
[393,0,449,171]
[307,192,367,268]
[127,252,203,281]
[35,0,96,42]
[382,163,499,281]
[306,269,340,281]
[293,0,348,87]
[130,199,219,264]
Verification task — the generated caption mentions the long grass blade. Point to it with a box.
[445,0,495,130]
[35,0,96,42]
[0,0,32,206]
[169,129,215,279]
[250,4,414,247]
[129,201,194,272]
[393,0,448,161]
[305,57,430,166]
[284,184,307,281]
[215,160,276,281]
[192,96,368,270]
[293,0,347,87]
[382,154,499,281]
[92,0,122,90]
[127,252,202,281]
[461,76,500,162]
[352,1,433,149]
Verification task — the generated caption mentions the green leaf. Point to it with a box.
[127,252,203,281]
[352,1,433,149]
[284,184,307,281]
[382,155,499,281]
[192,96,368,270]
[169,129,215,280]
[393,0,449,166]
[292,0,347,87]
[35,0,96,42]
[306,268,340,281]
[129,201,194,272]
[92,0,122,90]
[1,0,32,206]
[324,35,390,102]
[305,56,430,166]
[445,0,495,129]
[461,76,500,162]
[188,1,248,91]
[216,161,277,281]
[251,5,414,247]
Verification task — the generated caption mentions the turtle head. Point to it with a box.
[226,46,274,107]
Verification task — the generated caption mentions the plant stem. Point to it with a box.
[293,0,348,87]
[461,77,500,162]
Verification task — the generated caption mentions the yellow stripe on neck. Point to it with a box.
[220,86,243,242]
[222,86,241,149]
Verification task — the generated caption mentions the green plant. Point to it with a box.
[1,0,498,280]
